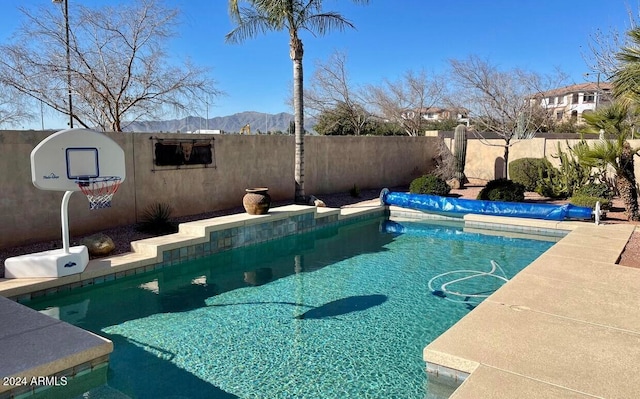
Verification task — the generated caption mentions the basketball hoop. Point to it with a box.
[76,176,122,210]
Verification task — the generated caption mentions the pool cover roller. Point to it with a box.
[379,189,593,221]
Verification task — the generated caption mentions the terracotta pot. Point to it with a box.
[243,188,271,215]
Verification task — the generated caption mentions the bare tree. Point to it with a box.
[0,86,34,128]
[305,51,369,135]
[448,55,565,177]
[365,70,446,136]
[585,4,638,78]
[0,0,219,132]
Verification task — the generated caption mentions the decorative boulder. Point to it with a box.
[447,178,461,190]
[308,195,326,207]
[81,233,116,257]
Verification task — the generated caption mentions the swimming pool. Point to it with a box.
[26,217,554,398]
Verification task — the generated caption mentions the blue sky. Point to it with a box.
[0,0,634,129]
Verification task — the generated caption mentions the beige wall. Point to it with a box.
[0,131,440,249]
[442,136,640,182]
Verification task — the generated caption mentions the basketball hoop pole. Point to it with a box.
[61,190,73,254]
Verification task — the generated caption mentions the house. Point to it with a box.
[533,82,612,124]
[402,107,469,124]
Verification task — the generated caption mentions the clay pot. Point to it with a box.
[243,188,271,215]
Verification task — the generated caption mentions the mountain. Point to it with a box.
[123,111,315,134]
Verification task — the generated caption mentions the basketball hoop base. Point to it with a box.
[4,246,89,278]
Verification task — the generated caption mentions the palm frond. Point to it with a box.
[572,139,619,171]
[613,27,640,103]
[303,13,355,36]
[580,101,631,137]
[225,6,276,43]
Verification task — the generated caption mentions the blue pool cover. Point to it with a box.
[380,189,593,221]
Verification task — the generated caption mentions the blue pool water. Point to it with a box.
[27,217,554,398]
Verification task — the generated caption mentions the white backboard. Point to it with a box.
[31,128,126,191]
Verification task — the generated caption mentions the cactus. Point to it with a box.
[453,124,468,186]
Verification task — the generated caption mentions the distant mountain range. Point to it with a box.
[123,111,316,134]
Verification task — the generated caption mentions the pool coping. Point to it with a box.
[0,295,112,397]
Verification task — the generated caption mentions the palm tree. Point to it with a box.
[612,27,640,106]
[575,102,640,221]
[226,0,369,203]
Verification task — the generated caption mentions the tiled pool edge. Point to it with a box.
[0,204,385,302]
[389,206,582,238]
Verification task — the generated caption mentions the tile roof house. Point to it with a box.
[532,82,612,124]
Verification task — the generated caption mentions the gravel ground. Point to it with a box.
[2,183,639,277]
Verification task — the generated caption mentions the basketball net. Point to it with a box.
[76,177,122,210]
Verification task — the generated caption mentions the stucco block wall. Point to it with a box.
[443,136,640,182]
[0,131,440,249]
[305,136,435,194]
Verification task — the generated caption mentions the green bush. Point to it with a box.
[570,194,611,210]
[534,167,563,198]
[573,182,613,200]
[477,179,525,202]
[409,174,451,196]
[534,142,590,199]
[137,202,178,234]
[509,158,554,191]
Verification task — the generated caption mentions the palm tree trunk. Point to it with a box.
[291,35,306,204]
[617,141,640,221]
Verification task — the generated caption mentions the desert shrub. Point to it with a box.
[409,174,451,196]
[430,139,457,181]
[535,143,590,199]
[552,120,579,134]
[509,158,554,191]
[573,182,613,200]
[570,194,611,210]
[477,179,525,202]
[534,167,563,198]
[137,202,178,234]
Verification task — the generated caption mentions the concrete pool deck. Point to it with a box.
[423,215,640,399]
[1,203,639,398]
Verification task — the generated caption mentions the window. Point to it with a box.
[547,96,555,105]
[583,93,595,103]
[571,110,578,121]
[556,96,563,104]
[572,93,579,104]
[556,111,564,121]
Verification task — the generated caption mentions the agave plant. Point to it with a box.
[137,202,178,234]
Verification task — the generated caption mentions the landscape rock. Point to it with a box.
[81,233,116,257]
[447,178,461,189]
[308,195,326,207]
